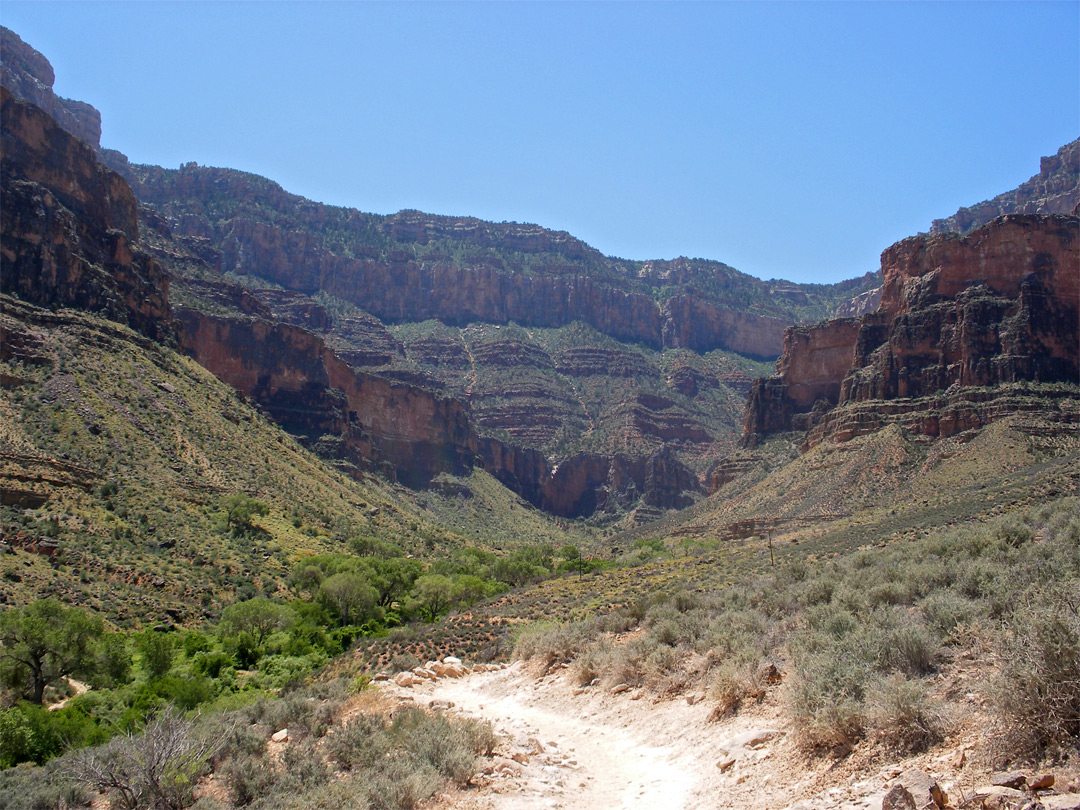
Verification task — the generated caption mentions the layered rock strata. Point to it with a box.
[0,88,171,342]
[744,214,1079,449]
[931,139,1080,234]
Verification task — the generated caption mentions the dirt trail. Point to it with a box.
[431,667,691,809]
[395,663,854,810]
[47,677,89,711]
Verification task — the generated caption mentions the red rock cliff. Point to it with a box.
[744,214,1079,447]
[0,88,170,341]
[175,308,477,487]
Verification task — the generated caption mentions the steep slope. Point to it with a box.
[0,64,584,626]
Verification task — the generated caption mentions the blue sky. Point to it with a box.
[2,2,1077,284]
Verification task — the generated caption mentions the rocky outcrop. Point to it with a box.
[175,306,704,514]
[175,308,475,487]
[931,139,1080,235]
[833,285,881,319]
[660,295,788,358]
[0,88,171,341]
[477,441,700,518]
[0,27,102,149]
[127,162,883,360]
[744,214,1079,448]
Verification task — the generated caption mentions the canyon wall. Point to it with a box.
[744,213,1080,448]
[0,27,102,150]
[0,87,171,342]
[175,308,477,488]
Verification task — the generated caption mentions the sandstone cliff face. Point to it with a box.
[174,308,476,487]
[832,285,882,319]
[477,440,700,517]
[0,27,102,149]
[743,214,1080,448]
[202,211,790,356]
[175,306,701,516]
[930,139,1080,235]
[0,88,170,341]
[128,162,883,360]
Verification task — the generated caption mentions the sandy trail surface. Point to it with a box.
[393,662,864,810]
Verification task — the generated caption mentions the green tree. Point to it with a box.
[218,494,269,535]
[219,598,296,647]
[318,572,379,626]
[410,574,456,622]
[97,632,132,688]
[135,631,174,681]
[0,599,102,704]
[364,557,424,608]
[452,574,489,605]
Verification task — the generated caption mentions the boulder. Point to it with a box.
[991,771,1027,789]
[894,768,945,810]
[271,728,289,743]
[882,784,917,810]
[394,672,416,688]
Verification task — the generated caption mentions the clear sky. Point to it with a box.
[2,2,1077,284]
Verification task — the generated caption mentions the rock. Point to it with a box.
[393,672,416,688]
[610,683,631,694]
[1042,795,1080,810]
[974,786,1026,809]
[372,673,389,682]
[992,772,1028,790]
[931,139,1080,234]
[271,728,289,743]
[443,656,462,665]
[716,757,737,773]
[743,213,1079,448]
[894,768,945,810]
[0,27,103,148]
[1,87,172,343]
[1030,774,1055,791]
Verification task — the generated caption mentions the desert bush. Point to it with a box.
[918,590,980,637]
[224,751,279,806]
[0,759,89,810]
[990,585,1080,758]
[328,713,388,771]
[65,708,220,810]
[364,757,439,810]
[249,779,372,810]
[569,640,612,686]
[880,615,938,676]
[388,653,422,673]
[387,706,479,784]
[865,673,944,754]
[513,620,598,669]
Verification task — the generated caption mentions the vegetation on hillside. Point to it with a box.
[516,497,1080,761]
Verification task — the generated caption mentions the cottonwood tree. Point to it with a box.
[0,599,102,704]
[318,572,379,626]
[219,598,296,647]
